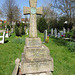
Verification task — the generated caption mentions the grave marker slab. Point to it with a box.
[57,33,61,38]
[54,28,57,37]
[67,28,70,33]
[51,28,53,36]
[44,30,47,42]
[63,27,66,34]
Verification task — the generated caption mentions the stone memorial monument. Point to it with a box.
[26,29,28,35]
[20,0,54,75]
[63,27,66,34]
[44,30,47,42]
[57,33,61,38]
[51,28,53,36]
[67,28,70,33]
[54,28,57,37]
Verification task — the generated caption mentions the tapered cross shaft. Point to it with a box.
[23,0,43,38]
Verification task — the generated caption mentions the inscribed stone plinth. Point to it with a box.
[26,38,42,47]
[21,44,54,75]
[24,45,51,61]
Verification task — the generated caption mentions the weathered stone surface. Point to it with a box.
[26,72,52,75]
[12,58,20,75]
[15,58,20,65]
[20,0,54,75]
[21,58,53,74]
[26,38,42,47]
[24,45,51,61]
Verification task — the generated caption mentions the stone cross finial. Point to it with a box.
[23,0,43,38]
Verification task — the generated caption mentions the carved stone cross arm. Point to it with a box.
[23,7,43,15]
[36,7,43,15]
[23,7,31,15]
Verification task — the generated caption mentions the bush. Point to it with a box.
[15,23,25,36]
[67,42,75,52]
[15,26,20,36]
[0,22,5,29]
[37,17,48,33]
[7,25,10,30]
[12,37,25,44]
[47,29,51,34]
[65,30,75,39]
[20,23,25,35]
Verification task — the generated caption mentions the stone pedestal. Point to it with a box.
[21,38,54,75]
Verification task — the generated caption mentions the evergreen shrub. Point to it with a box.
[15,23,25,36]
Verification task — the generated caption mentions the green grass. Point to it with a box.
[0,33,26,75]
[0,33,3,36]
[0,32,75,75]
[38,32,75,75]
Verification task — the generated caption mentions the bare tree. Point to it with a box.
[52,0,75,23]
[0,9,3,18]
[13,6,21,22]
[43,4,57,29]
[2,0,21,26]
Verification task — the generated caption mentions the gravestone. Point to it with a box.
[67,28,70,33]
[20,0,54,75]
[54,28,57,37]
[60,31,64,36]
[11,28,14,33]
[51,28,53,36]
[44,30,47,42]
[26,29,28,35]
[57,33,60,38]
[0,31,5,44]
[63,27,66,34]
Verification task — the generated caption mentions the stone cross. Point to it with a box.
[23,0,43,38]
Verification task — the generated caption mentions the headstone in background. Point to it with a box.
[5,29,9,38]
[51,28,53,36]
[57,33,61,38]
[26,29,28,35]
[44,30,47,42]
[67,28,70,33]
[60,31,64,36]
[63,27,66,34]
[0,31,5,44]
[54,28,57,37]
[5,25,7,30]
[11,28,14,33]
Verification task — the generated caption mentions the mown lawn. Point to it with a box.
[0,32,75,75]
